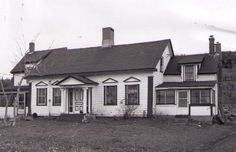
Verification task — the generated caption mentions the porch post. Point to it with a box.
[83,87,88,113]
[60,88,66,113]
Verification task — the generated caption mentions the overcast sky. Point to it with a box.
[1,0,236,76]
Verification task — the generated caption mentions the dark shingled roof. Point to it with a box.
[178,54,205,64]
[19,39,171,77]
[0,79,29,92]
[11,49,53,73]
[156,81,216,88]
[164,54,219,75]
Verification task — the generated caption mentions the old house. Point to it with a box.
[3,28,223,118]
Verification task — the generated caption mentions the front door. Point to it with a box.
[18,93,25,115]
[68,88,84,114]
[177,90,189,115]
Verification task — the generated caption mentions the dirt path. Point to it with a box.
[196,125,236,152]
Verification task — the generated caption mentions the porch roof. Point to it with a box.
[155,81,216,89]
[55,75,98,86]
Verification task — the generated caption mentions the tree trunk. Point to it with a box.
[12,77,24,126]
[0,79,10,126]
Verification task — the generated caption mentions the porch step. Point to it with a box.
[174,115,189,124]
[190,116,213,124]
[57,114,85,122]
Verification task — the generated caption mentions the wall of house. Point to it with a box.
[88,72,153,117]
[30,77,64,116]
[152,44,173,114]
[197,74,217,81]
[29,71,156,117]
[14,73,28,86]
[163,75,182,82]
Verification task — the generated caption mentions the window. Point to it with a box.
[125,85,139,105]
[178,91,188,107]
[53,88,61,106]
[160,57,164,72]
[184,65,195,81]
[104,86,117,105]
[190,89,210,104]
[0,94,15,107]
[75,89,83,101]
[37,88,47,106]
[156,90,175,104]
[212,90,215,104]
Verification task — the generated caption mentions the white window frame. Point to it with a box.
[184,65,196,81]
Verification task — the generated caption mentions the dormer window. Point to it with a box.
[184,65,195,81]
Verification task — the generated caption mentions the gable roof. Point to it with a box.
[18,39,171,77]
[10,49,55,73]
[164,54,219,75]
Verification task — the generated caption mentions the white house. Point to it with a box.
[8,28,219,118]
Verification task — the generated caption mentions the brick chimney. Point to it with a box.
[102,27,114,47]
[209,35,215,54]
[29,42,35,54]
[215,42,221,54]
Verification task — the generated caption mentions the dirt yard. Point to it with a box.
[0,118,235,152]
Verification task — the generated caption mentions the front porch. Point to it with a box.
[56,75,98,115]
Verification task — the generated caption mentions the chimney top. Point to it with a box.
[102,27,114,47]
[29,42,35,54]
[215,42,221,54]
[209,35,215,54]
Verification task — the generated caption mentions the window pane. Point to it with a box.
[179,91,187,98]
[178,91,188,107]
[191,90,200,104]
[156,91,165,104]
[212,90,215,104]
[201,89,210,104]
[53,88,61,106]
[126,85,139,105]
[105,86,117,105]
[179,99,188,107]
[37,88,47,106]
[185,65,194,81]
[166,90,175,104]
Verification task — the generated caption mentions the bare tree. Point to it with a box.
[0,78,10,126]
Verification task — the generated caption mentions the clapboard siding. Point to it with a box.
[153,45,173,115]
[30,77,63,116]
[88,72,152,117]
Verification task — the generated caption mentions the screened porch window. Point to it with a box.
[53,88,61,106]
[190,89,211,104]
[37,88,47,106]
[104,86,117,105]
[0,94,15,107]
[125,85,139,105]
[156,90,175,105]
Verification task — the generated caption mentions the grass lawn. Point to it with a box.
[0,117,235,152]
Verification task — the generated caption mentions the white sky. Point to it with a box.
[1,0,236,76]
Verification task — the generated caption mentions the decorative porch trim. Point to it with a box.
[56,75,98,86]
[102,78,118,84]
[51,80,59,85]
[35,81,48,86]
[123,76,141,83]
